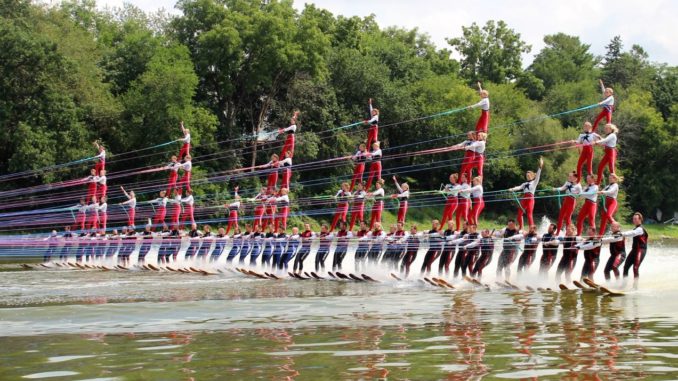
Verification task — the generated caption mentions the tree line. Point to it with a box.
[1,0,677,225]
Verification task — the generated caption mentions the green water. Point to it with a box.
[1,246,677,380]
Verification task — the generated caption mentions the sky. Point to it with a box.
[95,0,677,65]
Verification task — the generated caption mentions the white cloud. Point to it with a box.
[93,0,677,65]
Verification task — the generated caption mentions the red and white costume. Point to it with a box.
[596,132,617,184]
[576,183,599,236]
[455,182,471,230]
[98,202,108,232]
[180,194,194,226]
[350,149,367,192]
[179,132,191,160]
[85,175,98,202]
[94,149,106,175]
[466,139,486,178]
[280,123,296,158]
[598,182,618,235]
[440,182,461,228]
[509,167,541,230]
[95,175,107,202]
[279,157,292,190]
[263,159,280,190]
[169,194,182,227]
[457,138,476,180]
[463,184,484,225]
[365,148,382,191]
[179,160,192,192]
[225,195,240,235]
[369,188,384,230]
[166,161,180,195]
[330,189,351,232]
[555,180,582,235]
[365,104,379,150]
[274,194,290,231]
[575,131,600,182]
[394,184,409,223]
[470,97,490,133]
[121,197,137,228]
[86,201,99,230]
[152,196,168,227]
[593,85,614,132]
[252,191,267,230]
[349,189,366,231]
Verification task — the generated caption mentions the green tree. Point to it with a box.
[602,36,655,89]
[447,20,531,83]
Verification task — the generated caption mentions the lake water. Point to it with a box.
[1,242,677,380]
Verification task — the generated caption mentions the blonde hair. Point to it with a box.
[473,176,482,184]
[372,108,380,115]
[477,132,487,141]
[609,173,623,183]
[606,87,614,95]
[480,90,489,97]
[605,123,619,133]
[377,178,385,186]
[526,171,536,180]
[401,183,409,191]
[450,173,459,182]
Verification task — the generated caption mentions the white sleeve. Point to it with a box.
[602,234,624,243]
[464,238,480,249]
[622,226,644,238]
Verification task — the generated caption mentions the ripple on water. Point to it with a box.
[47,355,97,363]
[495,369,568,379]
[23,371,79,379]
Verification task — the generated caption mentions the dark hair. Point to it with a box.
[633,212,644,223]
[507,219,515,223]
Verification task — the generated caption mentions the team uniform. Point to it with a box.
[365,104,379,151]
[394,184,409,223]
[554,180,582,235]
[456,182,471,231]
[365,148,382,191]
[179,160,192,192]
[440,183,461,228]
[466,139,486,178]
[280,123,297,158]
[330,189,351,232]
[470,97,490,133]
[279,157,292,189]
[577,237,602,280]
[593,85,614,132]
[598,183,619,235]
[576,183,599,236]
[350,149,367,191]
[180,194,195,226]
[516,232,539,274]
[332,229,353,271]
[596,132,618,184]
[368,187,385,230]
[495,228,522,279]
[538,232,559,276]
[293,229,315,273]
[622,225,649,280]
[225,196,240,235]
[165,161,180,195]
[575,132,600,183]
[509,167,541,230]
[349,189,366,231]
[179,132,191,160]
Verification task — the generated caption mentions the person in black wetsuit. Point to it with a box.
[420,220,444,275]
[602,222,626,281]
[577,226,602,281]
[293,224,315,274]
[470,229,495,280]
[516,224,539,274]
[353,221,370,273]
[622,212,649,289]
[437,221,458,277]
[538,223,559,278]
[495,219,522,281]
[332,222,352,271]
[556,224,581,283]
[400,225,420,277]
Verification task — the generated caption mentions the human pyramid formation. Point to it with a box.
[40,79,648,288]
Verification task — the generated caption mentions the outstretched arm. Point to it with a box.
[120,186,130,199]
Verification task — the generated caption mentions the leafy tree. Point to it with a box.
[602,36,655,89]
[447,20,531,83]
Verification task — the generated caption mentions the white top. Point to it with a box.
[98,202,107,213]
[466,140,486,154]
[279,157,292,167]
[557,181,582,197]
[510,168,541,195]
[183,133,191,144]
[622,226,644,238]
[444,183,462,197]
[228,200,241,209]
[369,149,382,160]
[264,160,279,168]
[96,150,106,160]
[167,162,180,173]
[458,183,471,200]
[352,150,366,161]
[96,175,107,185]
[469,184,483,199]
[579,184,599,202]
[368,230,386,239]
[282,124,297,133]
[122,198,137,208]
[353,190,366,201]
[395,183,409,199]
[181,195,194,206]
[367,104,379,124]
[576,132,600,146]
[493,228,524,241]
[471,97,490,111]
[87,175,97,184]
[371,188,385,199]
[181,160,192,172]
[597,133,617,148]
[275,195,289,204]
[170,195,182,204]
[153,197,168,207]
[576,240,602,250]
[600,183,619,199]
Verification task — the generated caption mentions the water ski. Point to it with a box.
[599,286,625,296]
[304,271,312,278]
[390,273,402,281]
[558,284,570,290]
[20,264,33,269]
[310,272,324,280]
[348,273,364,281]
[327,271,336,279]
[335,272,350,280]
[361,274,379,283]
[432,277,454,289]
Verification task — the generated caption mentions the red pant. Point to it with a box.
[469,197,484,225]
[96,184,107,203]
[153,206,167,227]
[263,206,276,229]
[99,212,107,232]
[576,200,597,236]
[592,109,612,133]
[440,197,458,228]
[181,205,194,226]
[253,205,265,229]
[576,146,594,182]
[556,196,576,235]
[470,154,484,178]
[455,198,470,231]
[459,151,475,180]
[267,170,279,190]
[226,210,239,234]
[517,193,535,230]
[369,201,383,229]
[87,212,99,230]
[171,205,181,227]
[281,168,291,190]
[87,183,97,203]
[179,143,190,160]
[127,208,136,228]
[349,201,365,231]
[365,162,382,190]
[366,125,378,151]
[596,147,617,184]
[397,201,408,223]
[599,197,617,235]
[475,110,489,133]
[330,203,349,232]
[95,160,105,176]
[275,206,289,231]
[167,172,178,195]
[76,212,86,231]
[180,172,192,192]
[350,163,365,192]
[280,134,295,158]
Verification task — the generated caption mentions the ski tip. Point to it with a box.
[558,284,569,290]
